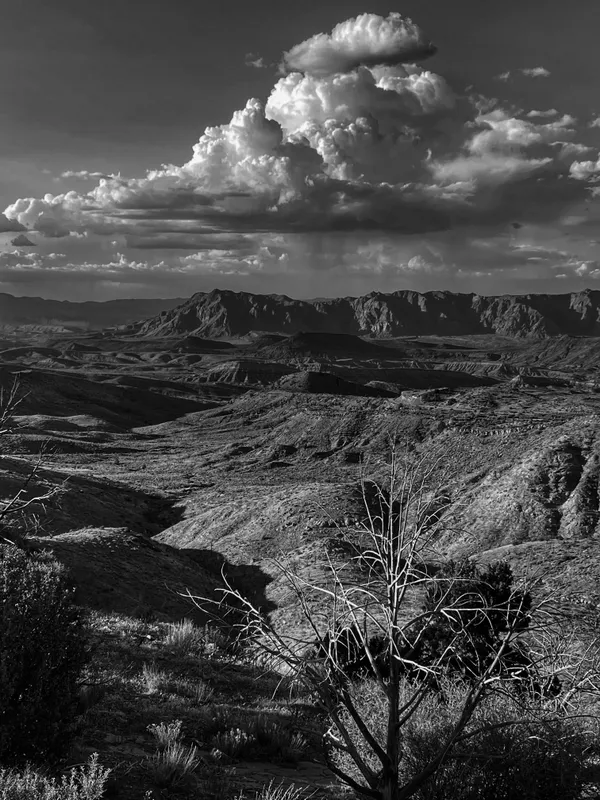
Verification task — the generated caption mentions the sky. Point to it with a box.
[3,0,600,300]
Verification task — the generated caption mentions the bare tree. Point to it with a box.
[184,445,598,800]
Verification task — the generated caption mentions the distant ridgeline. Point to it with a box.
[128,288,600,339]
[0,294,184,330]
[5,288,600,338]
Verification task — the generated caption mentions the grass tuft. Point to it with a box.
[147,719,183,750]
[147,740,201,789]
[164,618,203,655]
[141,662,170,695]
[251,781,309,800]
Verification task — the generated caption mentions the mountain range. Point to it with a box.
[131,288,600,339]
[5,288,600,338]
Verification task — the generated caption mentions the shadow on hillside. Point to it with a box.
[180,548,276,616]
[0,458,189,538]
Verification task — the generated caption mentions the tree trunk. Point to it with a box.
[382,649,401,800]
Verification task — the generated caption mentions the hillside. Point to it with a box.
[130,288,600,339]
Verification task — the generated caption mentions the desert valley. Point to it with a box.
[3,287,600,797]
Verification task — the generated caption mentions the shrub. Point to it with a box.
[0,754,109,800]
[323,561,536,687]
[412,559,535,684]
[0,545,88,765]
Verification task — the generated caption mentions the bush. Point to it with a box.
[411,559,534,684]
[0,754,109,800]
[0,545,88,765]
[330,678,592,800]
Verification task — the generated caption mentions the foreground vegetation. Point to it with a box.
[0,593,334,799]
[2,568,600,799]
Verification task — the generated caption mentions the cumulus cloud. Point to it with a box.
[2,10,594,281]
[281,13,436,76]
[590,117,600,129]
[266,64,455,133]
[0,250,161,275]
[0,251,67,270]
[10,234,36,247]
[570,156,600,181]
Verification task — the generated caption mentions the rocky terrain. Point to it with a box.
[5,287,600,796]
